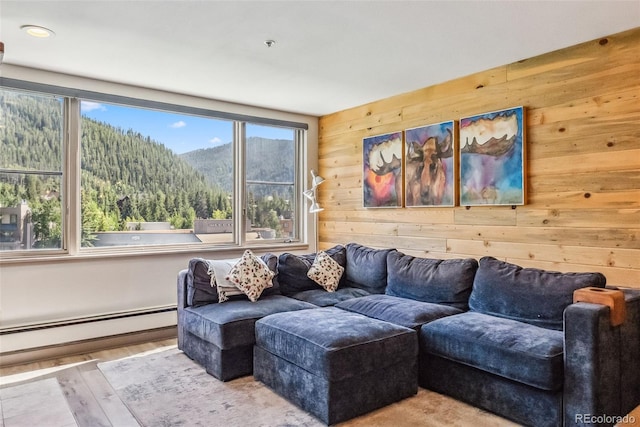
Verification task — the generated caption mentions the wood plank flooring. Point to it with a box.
[0,338,176,427]
[1,378,77,427]
[9,338,637,427]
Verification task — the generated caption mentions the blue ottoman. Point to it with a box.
[254,307,418,424]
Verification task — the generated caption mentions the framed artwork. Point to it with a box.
[404,121,456,207]
[459,106,526,206]
[363,131,403,208]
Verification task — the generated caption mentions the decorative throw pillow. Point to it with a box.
[225,250,275,302]
[307,250,345,292]
[208,257,244,303]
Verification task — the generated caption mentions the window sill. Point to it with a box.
[0,241,311,265]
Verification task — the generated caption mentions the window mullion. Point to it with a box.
[66,97,81,255]
[234,121,246,246]
[296,128,305,244]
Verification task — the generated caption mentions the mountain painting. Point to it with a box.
[459,106,525,206]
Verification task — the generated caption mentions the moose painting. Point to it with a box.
[404,121,455,207]
[459,106,525,206]
[363,131,403,208]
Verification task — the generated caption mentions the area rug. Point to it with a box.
[98,347,517,427]
[0,377,78,427]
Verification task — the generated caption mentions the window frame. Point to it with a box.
[0,78,309,259]
[242,122,303,245]
[0,89,67,254]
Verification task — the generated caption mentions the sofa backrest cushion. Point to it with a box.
[186,258,218,307]
[186,253,280,306]
[277,245,346,296]
[469,256,607,330]
[260,253,280,293]
[344,243,397,294]
[385,252,478,310]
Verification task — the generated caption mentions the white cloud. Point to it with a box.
[209,137,222,145]
[170,121,186,128]
[81,101,106,112]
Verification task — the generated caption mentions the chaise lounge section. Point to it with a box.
[177,254,317,381]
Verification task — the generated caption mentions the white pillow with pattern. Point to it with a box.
[307,250,344,292]
[225,250,275,302]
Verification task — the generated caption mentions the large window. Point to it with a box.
[80,101,234,248]
[245,124,297,243]
[0,81,307,254]
[0,89,64,251]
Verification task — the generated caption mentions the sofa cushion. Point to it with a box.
[182,295,316,350]
[259,253,280,294]
[386,252,478,310]
[255,307,417,382]
[186,253,280,306]
[278,245,346,296]
[469,256,607,330]
[336,294,463,330]
[307,250,345,292]
[291,287,370,307]
[344,243,396,294]
[186,258,218,307]
[421,311,564,391]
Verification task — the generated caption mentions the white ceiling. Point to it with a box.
[1,1,638,117]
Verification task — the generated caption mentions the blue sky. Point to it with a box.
[81,101,294,154]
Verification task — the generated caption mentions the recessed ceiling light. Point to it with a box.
[21,25,55,38]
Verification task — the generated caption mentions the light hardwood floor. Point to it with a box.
[7,339,635,427]
[0,338,177,427]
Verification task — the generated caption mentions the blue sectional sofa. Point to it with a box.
[177,243,640,426]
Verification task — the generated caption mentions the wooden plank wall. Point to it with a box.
[317,27,640,289]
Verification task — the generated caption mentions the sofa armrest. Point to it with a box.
[177,269,189,310]
[177,269,189,349]
[564,289,640,426]
[619,290,640,416]
[564,302,620,426]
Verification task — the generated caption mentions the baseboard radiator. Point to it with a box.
[0,305,177,335]
[0,305,177,366]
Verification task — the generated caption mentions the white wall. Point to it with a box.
[0,65,319,352]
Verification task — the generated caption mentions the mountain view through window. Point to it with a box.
[0,87,299,251]
[0,90,64,251]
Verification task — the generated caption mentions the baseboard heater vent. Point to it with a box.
[0,305,177,335]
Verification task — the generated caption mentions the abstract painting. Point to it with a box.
[404,121,456,207]
[459,106,526,206]
[363,131,403,208]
